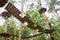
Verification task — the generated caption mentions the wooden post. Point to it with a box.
[19,23,23,40]
[2,16,8,40]
[11,16,16,40]
[4,16,8,32]
[12,16,16,40]
[2,37,6,40]
[19,0,24,40]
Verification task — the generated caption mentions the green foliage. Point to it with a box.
[23,24,31,37]
[26,10,44,27]
[0,26,4,32]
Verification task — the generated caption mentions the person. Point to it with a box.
[9,27,12,33]
[27,15,30,19]
[45,20,52,28]
[21,30,26,37]
[36,22,40,26]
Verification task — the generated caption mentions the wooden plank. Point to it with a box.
[23,16,34,26]
[12,14,25,23]
[27,25,36,30]
[5,3,21,15]
[36,26,43,32]
[5,3,12,11]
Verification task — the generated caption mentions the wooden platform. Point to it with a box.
[0,0,8,7]
[4,3,55,33]
[0,32,11,37]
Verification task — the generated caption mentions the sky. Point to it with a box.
[0,17,5,26]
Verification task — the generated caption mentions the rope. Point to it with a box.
[12,32,43,38]
[11,29,55,38]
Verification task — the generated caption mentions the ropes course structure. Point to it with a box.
[0,0,55,40]
[39,7,54,40]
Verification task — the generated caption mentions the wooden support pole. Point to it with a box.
[2,37,6,40]
[19,0,24,40]
[12,16,16,40]
[2,16,8,40]
[4,16,8,32]
[19,23,23,40]
[14,27,16,40]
